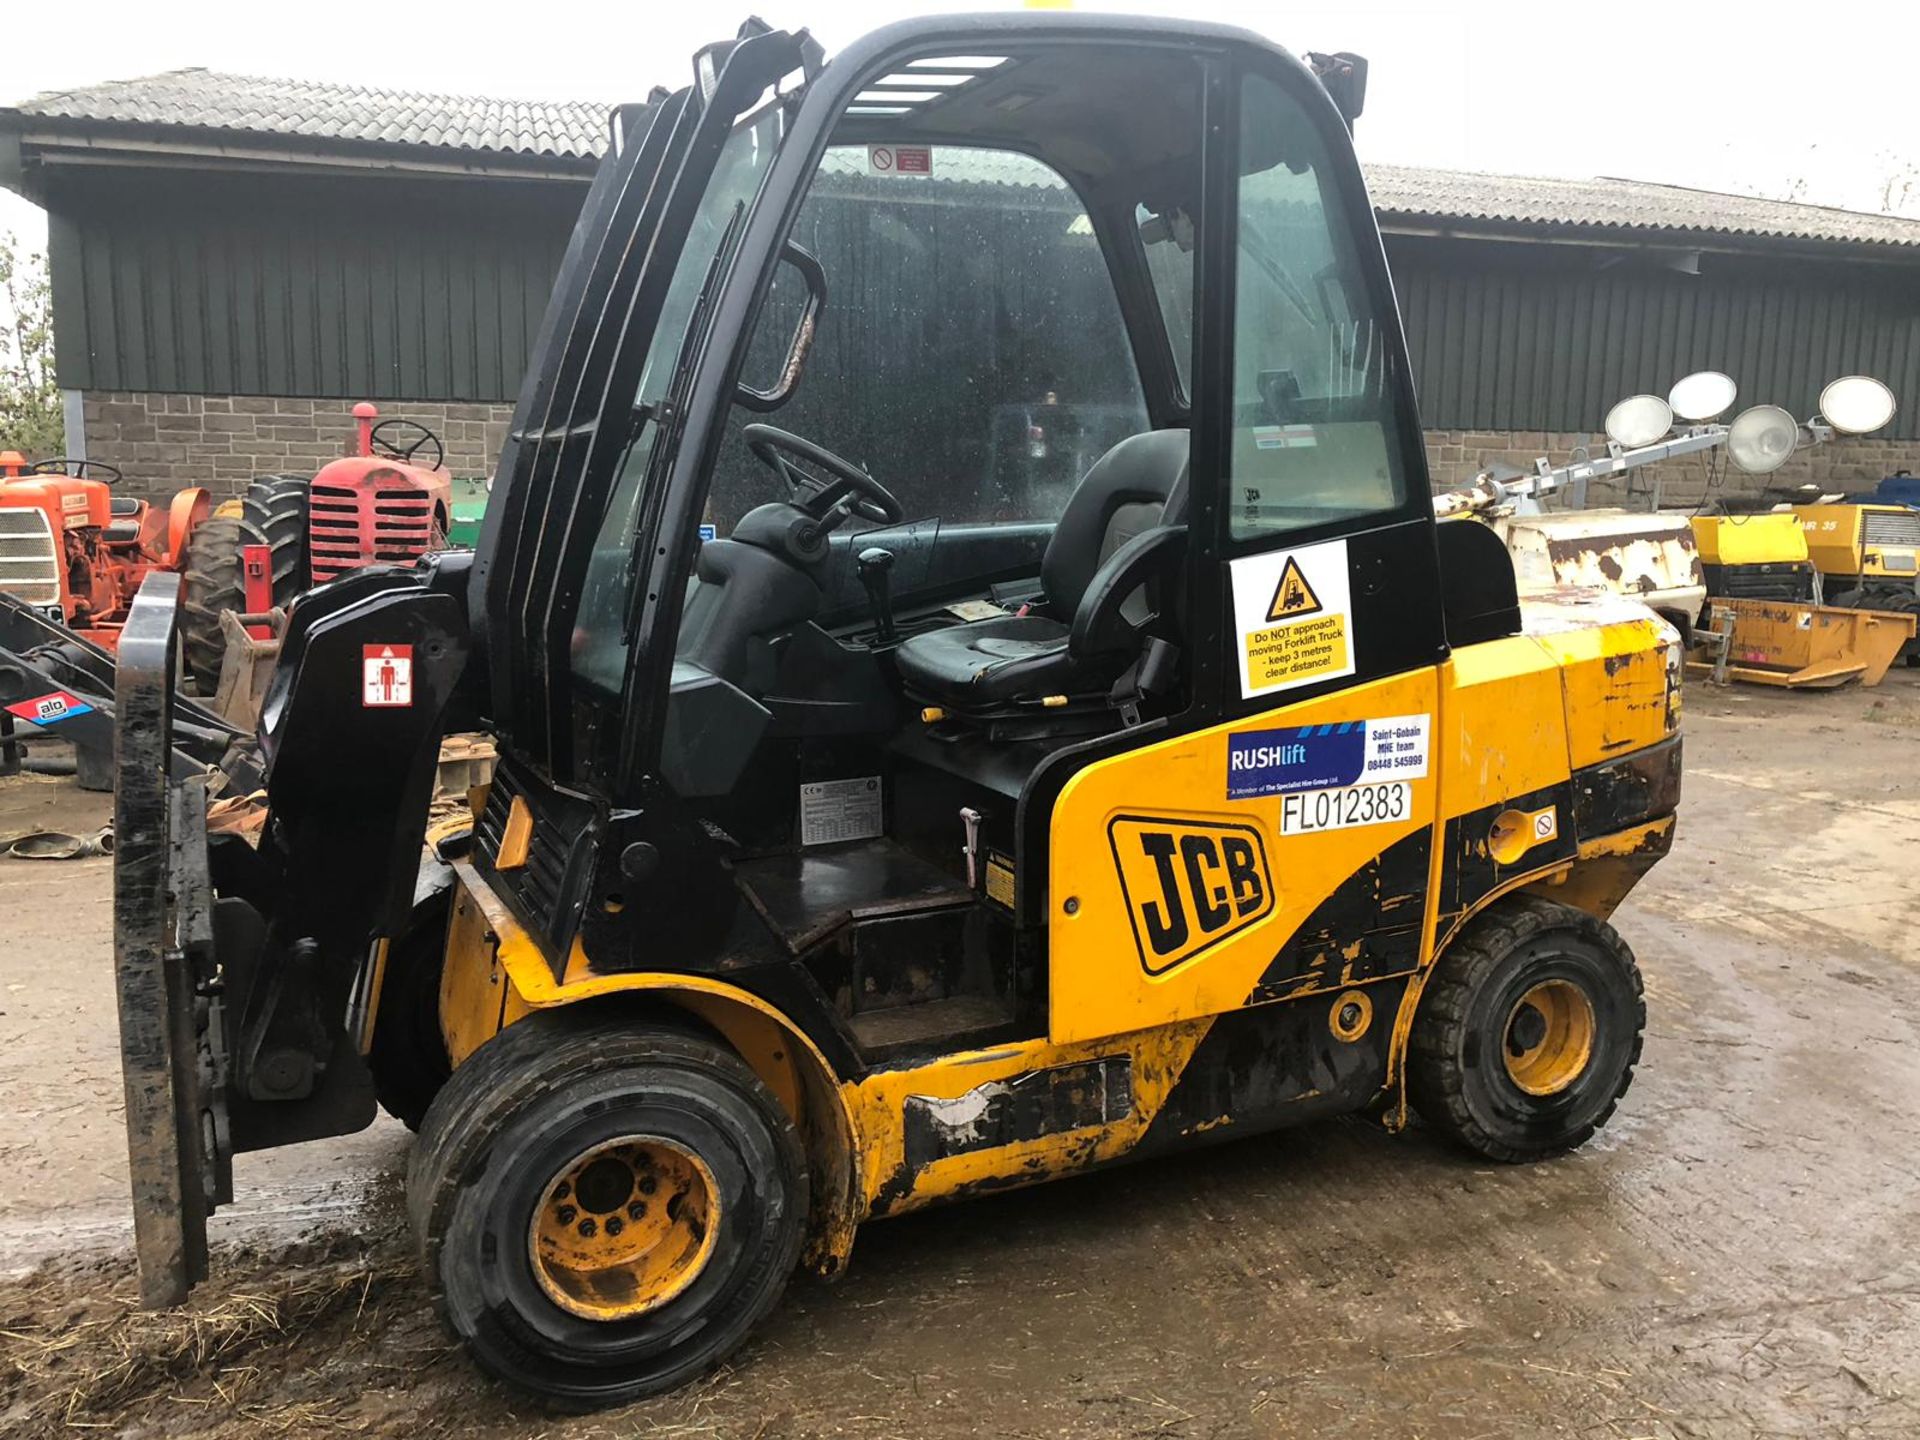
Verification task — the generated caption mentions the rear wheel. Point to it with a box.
[179,477,314,694]
[179,515,264,693]
[238,474,311,602]
[407,1012,807,1408]
[1408,896,1644,1163]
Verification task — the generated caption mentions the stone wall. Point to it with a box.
[78,391,514,500]
[1424,428,1920,509]
[76,389,1920,509]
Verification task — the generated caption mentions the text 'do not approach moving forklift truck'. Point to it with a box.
[112,14,1683,1408]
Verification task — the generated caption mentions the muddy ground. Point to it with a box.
[1,677,1917,1439]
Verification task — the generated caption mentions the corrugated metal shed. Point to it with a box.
[7,69,1919,438]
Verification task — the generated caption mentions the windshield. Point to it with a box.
[705,142,1149,613]
[572,100,789,693]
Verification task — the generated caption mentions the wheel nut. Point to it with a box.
[556,1204,577,1225]
[639,1177,658,1195]
[606,1217,624,1237]
[578,1218,597,1238]
[553,1181,572,1201]
[628,1202,646,1220]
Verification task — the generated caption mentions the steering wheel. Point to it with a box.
[743,424,904,529]
[370,419,445,470]
[27,458,123,484]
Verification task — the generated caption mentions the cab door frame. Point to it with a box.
[1041,46,1453,1046]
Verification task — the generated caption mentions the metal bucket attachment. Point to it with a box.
[1689,597,1917,689]
[113,572,232,1307]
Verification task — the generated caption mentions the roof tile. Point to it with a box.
[6,69,1918,250]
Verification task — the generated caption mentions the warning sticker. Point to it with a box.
[1265,556,1322,621]
[4,689,94,726]
[362,644,414,708]
[1230,539,1354,698]
[1531,806,1558,842]
[1227,714,1429,801]
[799,776,883,847]
[868,144,932,175]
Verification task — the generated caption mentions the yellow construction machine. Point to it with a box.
[109,15,1681,1407]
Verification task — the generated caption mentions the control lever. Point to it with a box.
[857,546,897,644]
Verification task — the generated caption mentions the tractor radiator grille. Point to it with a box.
[309,481,440,583]
[0,508,61,606]
[475,762,569,932]
[1863,510,1920,549]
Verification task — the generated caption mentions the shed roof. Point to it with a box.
[2,67,610,161]
[8,67,1920,252]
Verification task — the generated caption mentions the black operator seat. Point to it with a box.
[893,429,1189,708]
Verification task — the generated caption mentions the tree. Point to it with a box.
[0,232,61,456]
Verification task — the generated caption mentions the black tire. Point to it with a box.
[179,514,268,693]
[238,474,311,602]
[1408,896,1644,1164]
[407,1011,808,1408]
[367,913,452,1130]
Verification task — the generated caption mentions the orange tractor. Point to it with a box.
[0,404,454,694]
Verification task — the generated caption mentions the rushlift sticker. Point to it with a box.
[868,144,933,175]
[4,689,94,726]
[362,644,414,708]
[1229,538,1354,698]
[1226,714,1430,801]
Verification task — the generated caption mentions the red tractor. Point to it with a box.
[0,452,211,647]
[180,404,454,688]
[1,404,454,694]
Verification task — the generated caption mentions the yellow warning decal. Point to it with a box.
[1230,539,1357,698]
[1266,555,1322,621]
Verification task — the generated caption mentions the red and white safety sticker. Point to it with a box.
[362,644,414,707]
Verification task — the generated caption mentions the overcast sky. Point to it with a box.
[4,0,1918,249]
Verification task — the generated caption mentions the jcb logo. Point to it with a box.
[1108,815,1274,975]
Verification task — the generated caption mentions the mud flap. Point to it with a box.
[112,573,233,1307]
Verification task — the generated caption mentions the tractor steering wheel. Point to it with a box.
[743,424,905,529]
[370,419,445,471]
[27,458,123,484]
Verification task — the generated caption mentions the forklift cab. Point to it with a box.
[112,12,1678,1411]
[471,15,1443,1039]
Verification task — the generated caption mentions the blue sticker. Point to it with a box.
[1227,714,1430,801]
[698,523,718,542]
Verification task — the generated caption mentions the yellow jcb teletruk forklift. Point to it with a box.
[111,13,1683,1408]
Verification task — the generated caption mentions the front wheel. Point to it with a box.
[1408,896,1644,1163]
[406,1012,808,1408]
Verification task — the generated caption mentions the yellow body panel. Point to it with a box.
[1689,513,1808,567]
[1517,597,1676,767]
[1049,668,1439,1046]
[1796,504,1864,575]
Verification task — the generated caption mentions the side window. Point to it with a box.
[708,146,1148,533]
[1228,72,1408,542]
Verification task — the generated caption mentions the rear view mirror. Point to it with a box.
[736,241,828,413]
[1305,52,1368,131]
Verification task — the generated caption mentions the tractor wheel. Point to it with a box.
[1408,895,1644,1164]
[367,905,453,1131]
[407,1011,808,1408]
[238,474,311,603]
[180,515,269,694]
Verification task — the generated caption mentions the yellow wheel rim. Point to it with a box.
[1502,980,1596,1096]
[529,1137,720,1322]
